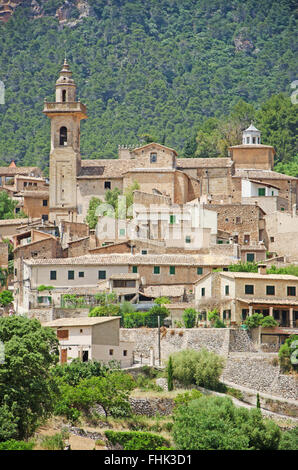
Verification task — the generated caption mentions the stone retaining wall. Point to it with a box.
[221,354,298,401]
[120,327,230,362]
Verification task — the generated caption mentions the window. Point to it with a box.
[50,270,56,280]
[153,266,160,275]
[225,285,229,295]
[281,207,285,212]
[79,272,84,278]
[266,286,275,295]
[43,199,48,206]
[245,285,254,295]
[150,153,157,163]
[42,214,48,221]
[98,270,106,280]
[141,250,147,255]
[123,350,127,357]
[258,188,266,196]
[169,215,176,224]
[59,126,67,145]
[197,267,203,275]
[57,329,68,340]
[132,266,138,273]
[246,253,255,262]
[270,237,275,243]
[244,234,250,244]
[201,287,205,297]
[119,228,126,237]
[246,137,250,144]
[287,286,296,296]
[68,270,74,280]
[185,236,191,244]
[235,217,241,224]
[109,349,114,356]
[104,181,111,189]
[62,89,66,102]
[15,207,20,213]
[252,137,256,144]
[169,266,175,275]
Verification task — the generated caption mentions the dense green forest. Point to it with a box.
[0,0,297,174]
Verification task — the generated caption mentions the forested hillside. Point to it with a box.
[0,0,297,174]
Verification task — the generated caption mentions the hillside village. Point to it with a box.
[0,58,297,451]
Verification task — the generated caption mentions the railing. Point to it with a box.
[43,101,87,114]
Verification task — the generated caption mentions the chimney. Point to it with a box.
[258,264,267,275]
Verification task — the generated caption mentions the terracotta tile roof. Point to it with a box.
[25,253,233,267]
[237,297,298,306]
[221,272,298,281]
[176,158,232,168]
[0,167,40,176]
[233,169,297,180]
[110,273,140,280]
[42,316,121,328]
[78,159,135,178]
[0,218,29,226]
[143,285,186,297]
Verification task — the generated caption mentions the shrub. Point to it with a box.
[173,395,281,450]
[104,430,170,450]
[154,297,170,305]
[40,433,66,450]
[260,316,278,328]
[37,285,54,292]
[95,439,105,446]
[0,439,35,450]
[278,335,298,373]
[89,304,121,317]
[244,313,264,329]
[278,427,298,450]
[182,308,197,328]
[0,290,14,306]
[169,348,225,390]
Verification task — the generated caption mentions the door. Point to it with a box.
[82,350,89,362]
[61,349,67,364]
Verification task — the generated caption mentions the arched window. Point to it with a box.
[62,90,66,102]
[60,126,67,146]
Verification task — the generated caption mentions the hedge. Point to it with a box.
[104,430,170,450]
[0,440,35,450]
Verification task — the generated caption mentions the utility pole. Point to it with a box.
[158,315,161,366]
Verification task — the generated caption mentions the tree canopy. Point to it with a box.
[0,1,296,171]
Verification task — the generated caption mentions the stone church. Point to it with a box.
[44,61,297,225]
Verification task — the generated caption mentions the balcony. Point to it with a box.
[43,101,87,118]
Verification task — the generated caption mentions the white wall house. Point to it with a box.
[42,316,134,367]
[241,179,279,198]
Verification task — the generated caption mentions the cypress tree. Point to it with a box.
[167,356,174,391]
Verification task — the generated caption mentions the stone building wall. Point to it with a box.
[0,242,8,268]
[205,203,264,245]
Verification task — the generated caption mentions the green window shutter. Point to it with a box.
[185,236,191,243]
[197,267,203,275]
[132,266,138,273]
[258,188,265,196]
[169,215,176,224]
[68,270,74,280]
[247,253,255,262]
[98,270,106,280]
[170,266,175,275]
[154,266,160,274]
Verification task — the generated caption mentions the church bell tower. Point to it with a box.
[43,59,87,224]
